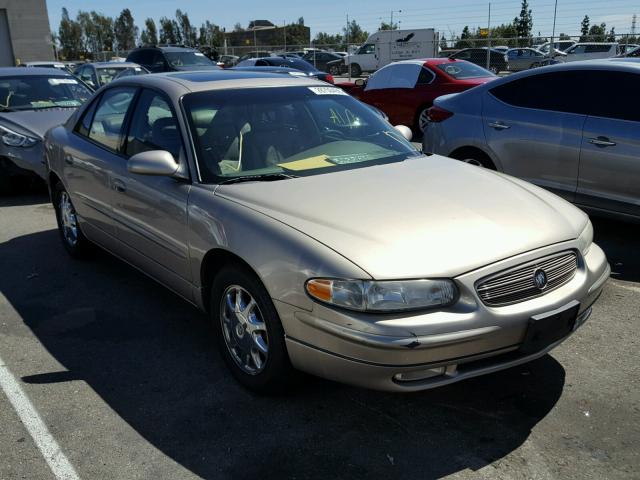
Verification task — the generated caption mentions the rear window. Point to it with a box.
[437,62,495,79]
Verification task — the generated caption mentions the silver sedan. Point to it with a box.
[45,71,609,392]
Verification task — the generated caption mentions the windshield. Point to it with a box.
[165,51,215,67]
[96,67,129,85]
[183,86,420,183]
[436,62,495,79]
[0,75,92,111]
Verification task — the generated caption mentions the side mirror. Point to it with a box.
[394,125,413,142]
[354,78,365,87]
[128,150,179,176]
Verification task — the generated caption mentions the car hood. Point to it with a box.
[215,155,587,279]
[0,109,76,139]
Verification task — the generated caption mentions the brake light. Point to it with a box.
[325,74,335,84]
[427,105,454,123]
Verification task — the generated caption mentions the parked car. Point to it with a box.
[616,45,640,58]
[234,57,334,83]
[73,62,144,89]
[22,61,71,73]
[562,43,618,62]
[302,51,344,73]
[0,67,92,193]
[617,44,639,55]
[448,48,508,73]
[237,51,274,62]
[492,46,510,53]
[45,70,608,393]
[423,61,640,220]
[506,48,555,71]
[216,55,239,68]
[113,65,150,80]
[126,46,221,73]
[535,40,577,54]
[337,59,496,135]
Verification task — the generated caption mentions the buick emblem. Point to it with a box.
[534,269,548,290]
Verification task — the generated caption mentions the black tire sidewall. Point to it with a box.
[210,265,294,393]
[350,64,361,77]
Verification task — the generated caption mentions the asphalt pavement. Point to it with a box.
[0,190,638,480]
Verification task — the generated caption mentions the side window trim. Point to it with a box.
[74,92,103,137]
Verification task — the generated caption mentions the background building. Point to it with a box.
[0,0,53,66]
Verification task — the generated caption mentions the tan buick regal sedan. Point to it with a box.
[44,71,610,392]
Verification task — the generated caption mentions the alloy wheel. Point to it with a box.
[219,285,269,375]
[418,108,430,132]
[59,191,78,246]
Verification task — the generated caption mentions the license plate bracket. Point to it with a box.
[519,300,580,355]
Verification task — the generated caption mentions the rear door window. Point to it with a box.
[87,87,137,152]
[489,71,585,114]
[585,71,640,122]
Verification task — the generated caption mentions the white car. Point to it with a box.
[563,43,618,62]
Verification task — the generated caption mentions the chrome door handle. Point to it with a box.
[112,180,126,193]
[489,121,510,130]
[64,155,74,165]
[588,137,616,147]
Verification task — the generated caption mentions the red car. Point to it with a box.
[337,58,497,135]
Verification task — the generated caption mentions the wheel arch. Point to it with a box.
[448,145,499,170]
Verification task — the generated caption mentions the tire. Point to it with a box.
[329,65,340,76]
[530,62,540,69]
[349,63,362,77]
[451,149,496,170]
[53,182,93,258]
[211,265,296,393]
[489,65,499,74]
[0,175,15,196]
[416,107,431,135]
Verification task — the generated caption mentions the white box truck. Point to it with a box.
[345,28,439,76]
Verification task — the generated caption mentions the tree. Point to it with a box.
[176,9,196,46]
[343,19,368,45]
[58,8,82,60]
[314,32,343,47]
[379,21,399,31]
[581,15,590,41]
[607,26,616,42]
[588,23,607,42]
[91,12,115,53]
[140,18,158,46]
[455,25,473,48]
[439,34,448,50]
[233,22,244,32]
[198,21,223,47]
[159,17,179,44]
[297,17,305,26]
[114,9,137,51]
[514,0,533,45]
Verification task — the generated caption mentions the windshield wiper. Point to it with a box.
[217,173,297,185]
[0,106,14,112]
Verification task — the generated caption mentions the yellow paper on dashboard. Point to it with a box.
[277,155,335,171]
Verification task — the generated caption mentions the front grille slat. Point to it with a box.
[477,252,578,307]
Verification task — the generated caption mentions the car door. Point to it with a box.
[482,71,587,201]
[361,63,423,126]
[355,44,377,71]
[62,87,137,245]
[108,88,193,296]
[577,71,640,217]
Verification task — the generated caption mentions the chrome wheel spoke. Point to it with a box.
[59,192,78,246]
[219,285,269,375]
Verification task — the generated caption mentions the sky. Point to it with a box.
[45,0,639,41]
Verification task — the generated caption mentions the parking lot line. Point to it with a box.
[0,354,80,480]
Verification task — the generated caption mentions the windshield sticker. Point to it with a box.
[194,52,205,56]
[48,78,78,85]
[308,86,348,96]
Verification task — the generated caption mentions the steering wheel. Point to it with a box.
[322,127,347,141]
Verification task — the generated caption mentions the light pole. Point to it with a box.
[390,10,402,30]
[549,0,558,58]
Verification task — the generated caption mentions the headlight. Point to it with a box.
[0,125,38,148]
[306,278,458,312]
[576,221,594,255]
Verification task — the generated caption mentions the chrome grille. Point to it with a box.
[477,251,578,307]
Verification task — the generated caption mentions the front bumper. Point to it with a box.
[0,142,46,179]
[277,241,609,391]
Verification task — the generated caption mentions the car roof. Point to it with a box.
[110,69,324,96]
[82,62,140,68]
[0,67,74,77]
[133,46,199,52]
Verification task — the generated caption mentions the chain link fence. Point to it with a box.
[72,32,638,79]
